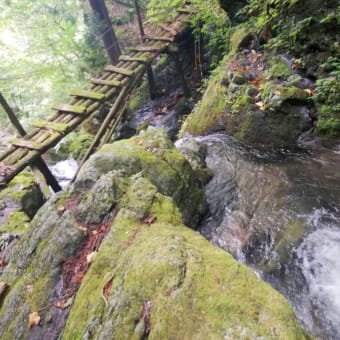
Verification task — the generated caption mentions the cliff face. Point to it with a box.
[0,128,308,339]
[183,0,340,145]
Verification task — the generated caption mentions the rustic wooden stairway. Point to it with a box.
[0,7,194,191]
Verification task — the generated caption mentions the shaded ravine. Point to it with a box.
[176,134,340,339]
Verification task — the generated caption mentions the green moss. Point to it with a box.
[64,197,308,339]
[69,133,93,160]
[0,172,36,203]
[128,80,150,113]
[231,88,252,114]
[267,58,292,79]
[180,64,228,136]
[1,209,30,235]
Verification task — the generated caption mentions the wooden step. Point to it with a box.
[70,90,105,101]
[52,104,87,115]
[159,25,177,36]
[178,8,197,14]
[32,120,70,133]
[119,55,149,64]
[130,46,161,53]
[10,138,43,151]
[90,79,122,87]
[104,65,135,77]
[144,35,174,43]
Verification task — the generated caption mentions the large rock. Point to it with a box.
[0,129,308,339]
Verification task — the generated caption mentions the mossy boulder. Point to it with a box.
[181,52,313,147]
[0,128,308,339]
[76,127,207,227]
[0,172,44,238]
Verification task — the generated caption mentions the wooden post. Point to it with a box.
[133,0,156,99]
[0,92,61,196]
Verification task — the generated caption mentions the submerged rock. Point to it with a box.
[0,128,308,339]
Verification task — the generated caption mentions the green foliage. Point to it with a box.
[314,57,340,137]
[0,0,107,129]
[147,0,230,67]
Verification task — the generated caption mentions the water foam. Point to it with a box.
[297,227,340,335]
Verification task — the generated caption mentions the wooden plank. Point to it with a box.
[32,120,70,133]
[104,65,135,77]
[70,90,105,101]
[52,104,87,115]
[160,25,177,36]
[178,8,197,14]
[119,55,149,63]
[90,78,122,87]
[10,138,43,151]
[144,35,174,43]
[131,46,161,53]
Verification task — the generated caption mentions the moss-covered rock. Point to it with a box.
[0,128,308,339]
[180,52,313,147]
[77,127,207,227]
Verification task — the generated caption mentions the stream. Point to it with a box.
[176,134,340,339]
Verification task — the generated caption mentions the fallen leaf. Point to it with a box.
[255,101,265,111]
[28,311,41,328]
[0,258,5,268]
[273,89,281,96]
[304,88,314,96]
[58,205,65,214]
[92,230,99,235]
[142,214,157,225]
[86,251,97,264]
[54,296,74,309]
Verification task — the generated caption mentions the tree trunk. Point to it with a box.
[89,0,121,65]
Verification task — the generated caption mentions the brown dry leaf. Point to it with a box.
[58,205,65,214]
[86,251,97,264]
[0,258,5,268]
[92,230,99,235]
[28,311,41,328]
[142,214,157,225]
[273,89,281,96]
[54,296,74,309]
[304,88,314,96]
[103,278,113,298]
[137,140,144,146]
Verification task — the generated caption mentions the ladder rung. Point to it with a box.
[131,46,161,53]
[178,8,197,14]
[90,79,122,87]
[144,35,174,43]
[52,104,87,115]
[104,65,134,77]
[32,120,70,133]
[70,90,105,101]
[10,138,43,151]
[119,55,149,63]
[160,25,177,36]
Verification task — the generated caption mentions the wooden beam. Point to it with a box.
[0,92,61,195]
[90,78,122,87]
[131,46,161,53]
[159,25,177,36]
[144,35,174,43]
[10,138,43,151]
[52,104,87,115]
[32,120,70,133]
[70,90,105,101]
[119,55,149,64]
[104,65,135,77]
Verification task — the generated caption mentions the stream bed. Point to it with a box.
[176,134,340,339]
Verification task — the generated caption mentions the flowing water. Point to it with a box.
[176,134,340,339]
